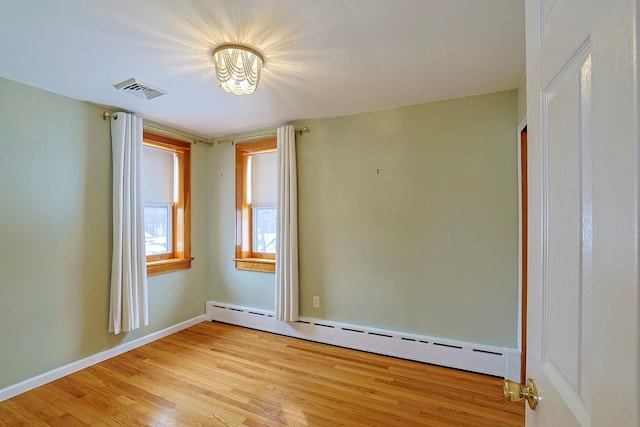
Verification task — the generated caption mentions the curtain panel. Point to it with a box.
[275,125,299,321]
[108,112,148,334]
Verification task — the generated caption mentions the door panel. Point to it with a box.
[543,42,592,427]
[526,0,638,425]
[544,47,591,394]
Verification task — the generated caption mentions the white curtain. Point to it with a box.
[108,112,148,334]
[275,125,299,321]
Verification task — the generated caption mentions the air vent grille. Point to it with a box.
[113,78,166,100]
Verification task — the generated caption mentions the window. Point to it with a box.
[143,131,192,275]
[235,138,277,272]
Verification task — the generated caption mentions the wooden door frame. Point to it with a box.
[517,120,528,384]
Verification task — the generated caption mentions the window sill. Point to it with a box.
[234,258,275,273]
[147,257,194,276]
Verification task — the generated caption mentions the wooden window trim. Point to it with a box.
[143,131,193,276]
[233,258,276,273]
[235,138,277,273]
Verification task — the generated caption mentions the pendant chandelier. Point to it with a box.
[212,44,264,95]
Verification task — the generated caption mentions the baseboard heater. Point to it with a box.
[205,301,520,381]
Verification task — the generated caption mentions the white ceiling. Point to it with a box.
[0,0,525,138]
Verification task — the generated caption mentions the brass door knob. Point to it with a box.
[503,378,539,410]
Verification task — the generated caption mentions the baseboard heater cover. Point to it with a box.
[205,301,520,381]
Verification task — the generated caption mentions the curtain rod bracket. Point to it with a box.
[103,111,118,120]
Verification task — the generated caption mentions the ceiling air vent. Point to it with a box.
[113,78,166,100]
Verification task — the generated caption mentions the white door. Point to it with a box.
[526,0,639,425]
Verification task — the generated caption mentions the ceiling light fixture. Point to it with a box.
[212,44,264,96]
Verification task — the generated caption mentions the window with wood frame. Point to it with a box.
[235,138,277,273]
[142,131,193,276]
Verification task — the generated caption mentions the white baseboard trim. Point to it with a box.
[206,301,521,381]
[0,315,206,402]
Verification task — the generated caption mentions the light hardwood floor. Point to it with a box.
[0,322,524,426]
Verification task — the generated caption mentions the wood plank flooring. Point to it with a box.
[0,322,524,426]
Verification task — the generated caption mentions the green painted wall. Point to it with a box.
[209,90,519,347]
[208,133,276,309]
[0,77,208,390]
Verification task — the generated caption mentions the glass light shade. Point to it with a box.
[212,44,264,95]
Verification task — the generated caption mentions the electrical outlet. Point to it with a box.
[313,296,320,308]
